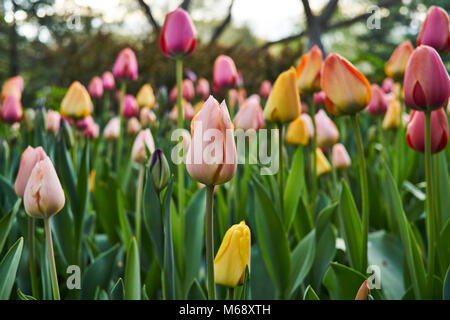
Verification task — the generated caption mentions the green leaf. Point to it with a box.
[74,140,90,254]
[117,185,132,249]
[110,278,124,300]
[444,267,450,300]
[0,237,24,299]
[163,178,175,300]
[338,180,363,272]
[81,244,120,300]
[187,279,206,300]
[17,289,37,300]
[0,200,19,253]
[124,237,141,300]
[0,176,18,217]
[303,285,319,300]
[283,146,305,229]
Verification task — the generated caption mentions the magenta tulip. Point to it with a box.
[417,6,450,53]
[213,55,238,92]
[159,8,196,58]
[0,95,23,123]
[113,48,138,81]
[102,71,115,90]
[88,76,104,98]
[367,84,388,115]
[122,94,139,118]
[382,78,394,94]
[313,91,326,106]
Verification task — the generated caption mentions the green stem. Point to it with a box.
[350,115,369,272]
[44,218,60,300]
[277,122,284,216]
[102,91,110,128]
[28,218,39,299]
[308,103,317,216]
[176,58,185,229]
[229,287,235,300]
[135,164,145,249]
[116,81,126,172]
[206,185,215,300]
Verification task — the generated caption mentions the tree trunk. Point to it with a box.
[307,18,325,53]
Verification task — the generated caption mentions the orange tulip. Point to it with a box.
[296,45,323,93]
[385,40,414,80]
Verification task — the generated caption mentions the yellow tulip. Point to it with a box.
[316,148,331,177]
[136,84,155,109]
[286,117,309,146]
[296,45,323,93]
[263,67,301,123]
[60,81,93,118]
[382,98,401,130]
[214,221,251,287]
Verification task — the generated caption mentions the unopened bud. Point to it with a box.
[149,149,170,192]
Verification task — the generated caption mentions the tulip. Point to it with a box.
[46,110,61,134]
[316,148,331,177]
[24,108,36,132]
[233,95,264,131]
[139,107,156,127]
[300,113,314,138]
[237,88,247,106]
[159,8,196,58]
[296,45,322,93]
[417,6,450,53]
[213,55,238,93]
[88,76,104,98]
[263,67,301,123]
[382,78,394,94]
[214,221,251,288]
[127,117,141,135]
[403,45,450,111]
[1,76,23,102]
[169,86,178,104]
[0,95,23,123]
[321,53,371,115]
[131,129,155,164]
[83,121,99,140]
[102,71,115,90]
[286,117,309,146]
[23,156,65,219]
[14,146,47,198]
[185,68,197,82]
[186,96,237,185]
[136,84,155,109]
[103,116,120,140]
[313,91,326,107]
[228,89,238,110]
[196,78,210,100]
[382,98,401,130]
[193,100,204,116]
[367,84,388,115]
[259,80,272,99]
[60,81,93,118]
[76,115,95,131]
[406,109,448,154]
[332,143,351,169]
[385,40,414,80]
[315,110,339,148]
[122,94,139,118]
[355,280,370,300]
[149,149,170,192]
[113,48,138,81]
[169,101,194,122]
[182,79,195,101]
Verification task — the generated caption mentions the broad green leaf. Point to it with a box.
[124,237,141,300]
[163,179,175,300]
[0,176,18,217]
[292,195,313,242]
[0,237,24,299]
[117,185,132,249]
[283,146,305,229]
[51,205,75,266]
[187,279,206,300]
[74,140,90,256]
[303,285,319,300]
[0,199,19,253]
[310,224,336,291]
[250,246,274,299]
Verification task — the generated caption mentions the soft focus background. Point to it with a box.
[0,0,448,106]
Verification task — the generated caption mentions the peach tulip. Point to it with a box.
[140,107,156,127]
[385,40,413,79]
[233,94,264,131]
[383,98,401,130]
[127,117,141,135]
[46,110,61,134]
[332,143,351,169]
[300,113,314,138]
[296,45,322,93]
[1,76,23,102]
[131,129,155,164]
[315,110,339,148]
[113,48,138,81]
[14,146,47,198]
[169,101,194,122]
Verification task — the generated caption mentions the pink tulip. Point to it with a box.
[300,113,314,138]
[24,156,65,218]
[404,45,450,111]
[233,94,264,130]
[367,84,388,115]
[406,109,448,154]
[159,8,196,58]
[103,117,120,140]
[182,79,195,101]
[127,117,141,135]
[301,101,309,114]
[14,146,47,198]
[131,129,155,164]
[102,71,115,90]
[259,80,272,99]
[122,94,139,118]
[113,48,138,81]
[0,95,23,123]
[238,88,247,106]
[228,89,238,110]
[76,115,95,131]
[196,78,210,100]
[417,6,450,53]
[46,110,61,133]
[88,76,104,98]
[213,55,238,92]
[140,107,156,127]
[315,110,340,148]
[83,119,99,140]
[169,101,194,122]
[313,91,326,106]
[169,86,178,104]
[186,96,237,185]
[382,78,394,94]
[332,143,351,169]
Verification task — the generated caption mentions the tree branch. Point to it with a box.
[301,0,314,23]
[319,0,339,23]
[180,0,191,11]
[209,0,235,45]
[137,0,160,32]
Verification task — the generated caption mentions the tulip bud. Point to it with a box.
[182,79,195,101]
[385,40,414,80]
[259,80,272,99]
[383,99,401,130]
[0,139,9,169]
[196,78,210,100]
[237,88,247,107]
[88,76,104,99]
[136,84,155,109]
[286,117,309,146]
[315,110,340,148]
[404,45,450,111]
[122,94,139,118]
[113,48,138,81]
[316,148,331,177]
[321,53,371,115]
[233,94,264,131]
[169,101,194,122]
[382,78,394,94]
[0,95,23,123]
[46,110,61,134]
[14,146,47,198]
[60,81,93,118]
[367,84,388,115]
[313,91,326,107]
[83,121,99,140]
[102,71,115,90]
[417,6,450,53]
[213,55,238,93]
[104,117,120,140]
[24,156,65,219]
[214,221,251,287]
[296,45,323,93]
[406,109,448,154]
[332,143,351,169]
[23,108,36,133]
[186,96,237,185]
[159,8,197,58]
[140,107,156,127]
[127,117,141,135]
[131,129,155,164]
[263,67,301,123]
[355,280,370,300]
[149,149,170,192]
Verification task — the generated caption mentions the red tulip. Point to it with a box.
[102,71,115,90]
[88,76,104,98]
[122,94,139,118]
[196,78,210,100]
[417,6,450,53]
[259,80,272,99]
[0,95,23,123]
[367,84,388,115]
[406,109,448,154]
[159,8,196,58]
[403,45,449,111]
[213,55,238,92]
[113,48,138,81]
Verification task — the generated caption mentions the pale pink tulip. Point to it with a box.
[315,110,340,147]
[131,129,155,163]
[233,94,264,130]
[46,110,61,133]
[332,143,351,169]
[127,117,141,135]
[14,146,47,198]
[103,117,120,140]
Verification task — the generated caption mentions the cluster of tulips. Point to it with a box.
[0,5,449,301]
